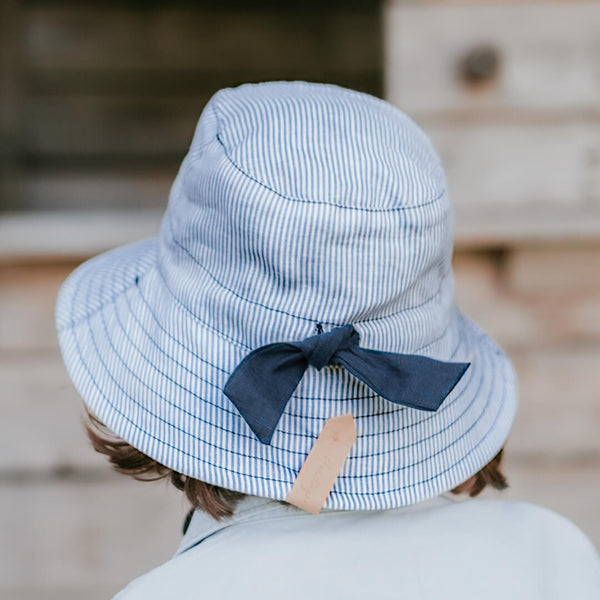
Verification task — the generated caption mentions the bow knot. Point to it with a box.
[299,325,357,370]
[224,325,469,444]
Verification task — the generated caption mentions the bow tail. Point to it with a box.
[336,348,470,412]
[224,344,307,444]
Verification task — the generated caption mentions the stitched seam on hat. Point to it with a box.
[60,263,243,352]
[98,300,307,460]
[79,269,327,453]
[76,284,508,489]
[79,286,463,450]
[351,358,477,458]
[155,260,254,349]
[73,310,301,478]
[338,351,512,492]
[273,322,468,460]
[169,224,446,331]
[58,256,157,333]
[340,340,491,476]
[133,281,248,365]
[165,217,334,328]
[120,286,330,453]
[363,338,510,480]
[214,133,445,212]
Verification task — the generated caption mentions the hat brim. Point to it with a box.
[56,238,517,510]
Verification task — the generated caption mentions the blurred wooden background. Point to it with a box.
[1,1,600,598]
[0,0,381,212]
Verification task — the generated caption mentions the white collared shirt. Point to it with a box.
[114,495,600,599]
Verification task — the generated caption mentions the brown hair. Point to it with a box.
[449,448,507,497]
[85,412,244,520]
[85,411,507,521]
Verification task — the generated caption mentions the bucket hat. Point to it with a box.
[56,81,517,510]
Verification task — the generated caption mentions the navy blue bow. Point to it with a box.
[224,325,469,444]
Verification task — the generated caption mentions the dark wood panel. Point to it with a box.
[24,96,201,158]
[23,70,381,158]
[0,0,23,210]
[26,69,382,97]
[6,2,383,209]
[24,7,380,74]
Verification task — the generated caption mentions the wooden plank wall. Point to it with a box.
[385,1,600,237]
[1,0,382,211]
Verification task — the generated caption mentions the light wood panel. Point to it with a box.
[428,121,600,212]
[385,2,600,116]
[0,477,186,596]
[0,210,161,261]
[504,246,600,293]
[454,249,600,349]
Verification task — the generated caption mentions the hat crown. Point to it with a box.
[160,82,455,353]
[205,81,443,210]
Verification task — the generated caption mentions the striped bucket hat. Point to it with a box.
[56,81,517,510]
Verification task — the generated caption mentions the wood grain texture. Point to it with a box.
[454,204,600,247]
[0,477,186,593]
[0,353,105,473]
[509,348,600,459]
[504,246,600,293]
[454,249,600,349]
[385,2,600,115]
[427,121,600,215]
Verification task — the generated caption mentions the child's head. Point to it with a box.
[57,82,517,514]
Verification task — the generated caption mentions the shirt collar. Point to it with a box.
[176,496,295,555]
[176,494,457,556]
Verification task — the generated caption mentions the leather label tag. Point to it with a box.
[286,414,357,514]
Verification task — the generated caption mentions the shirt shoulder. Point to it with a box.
[415,499,600,599]
[111,498,600,600]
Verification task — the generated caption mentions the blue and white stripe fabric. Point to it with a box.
[55,81,517,510]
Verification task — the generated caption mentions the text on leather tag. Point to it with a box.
[286,414,357,514]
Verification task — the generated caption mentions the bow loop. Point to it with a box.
[224,325,469,445]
